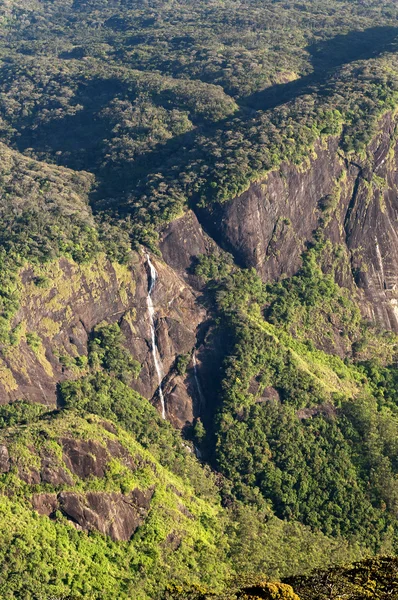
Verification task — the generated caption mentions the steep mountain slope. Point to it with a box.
[199,111,398,331]
[1,0,398,598]
[0,401,229,599]
[0,380,363,599]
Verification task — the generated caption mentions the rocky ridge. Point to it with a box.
[1,112,398,425]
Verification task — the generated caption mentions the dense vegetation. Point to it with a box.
[168,556,398,599]
[0,0,398,245]
[0,345,361,598]
[1,0,398,598]
[201,240,398,552]
[0,0,398,332]
[0,408,229,599]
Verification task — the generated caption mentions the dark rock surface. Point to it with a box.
[31,487,155,541]
[0,252,206,427]
[19,427,156,541]
[19,468,41,485]
[61,438,109,480]
[31,493,58,517]
[196,113,398,332]
[1,113,398,423]
[160,211,207,279]
[165,531,182,550]
[40,456,73,486]
[343,113,398,329]
[197,138,341,279]
[162,373,195,430]
[105,439,136,470]
[4,430,137,490]
[57,489,154,541]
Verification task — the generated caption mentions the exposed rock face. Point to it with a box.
[31,492,58,516]
[19,467,41,485]
[0,255,138,404]
[0,251,206,426]
[119,252,206,421]
[40,456,73,486]
[0,445,10,473]
[58,488,154,541]
[159,211,208,281]
[197,139,341,279]
[31,487,155,541]
[344,115,398,329]
[105,439,136,470]
[197,112,398,332]
[1,113,398,422]
[3,419,139,492]
[162,373,195,430]
[2,419,157,542]
[61,438,109,479]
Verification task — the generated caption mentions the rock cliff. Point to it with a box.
[196,111,398,332]
[1,112,398,423]
[0,250,208,428]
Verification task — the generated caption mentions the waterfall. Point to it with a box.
[192,351,205,409]
[146,254,166,419]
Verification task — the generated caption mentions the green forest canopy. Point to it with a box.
[1,1,398,598]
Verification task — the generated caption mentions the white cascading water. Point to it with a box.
[146,254,166,419]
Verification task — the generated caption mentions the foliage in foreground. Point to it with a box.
[0,374,363,599]
[164,557,398,599]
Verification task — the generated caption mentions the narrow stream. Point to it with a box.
[146,254,166,419]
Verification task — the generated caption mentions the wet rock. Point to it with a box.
[3,112,398,419]
[120,253,206,422]
[0,241,208,427]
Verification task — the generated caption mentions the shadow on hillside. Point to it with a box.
[241,26,398,111]
[12,26,398,213]
[92,25,398,211]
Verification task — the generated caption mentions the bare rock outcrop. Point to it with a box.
[31,487,155,541]
[2,113,398,423]
[0,252,206,426]
[31,492,58,516]
[196,112,398,332]
[57,488,154,541]
[61,438,109,479]
[0,445,10,473]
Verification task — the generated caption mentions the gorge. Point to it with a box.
[1,1,398,599]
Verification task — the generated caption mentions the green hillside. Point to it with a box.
[1,1,398,598]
